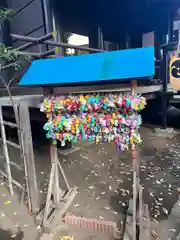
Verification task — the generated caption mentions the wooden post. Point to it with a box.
[131,80,138,91]
[51,145,61,205]
[19,102,39,213]
[132,147,137,240]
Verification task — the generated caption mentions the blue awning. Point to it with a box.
[19,46,155,86]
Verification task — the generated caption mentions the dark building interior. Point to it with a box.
[52,0,178,47]
[1,0,179,50]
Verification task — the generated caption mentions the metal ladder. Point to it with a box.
[0,102,39,214]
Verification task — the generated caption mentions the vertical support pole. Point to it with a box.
[43,145,56,224]
[126,32,131,49]
[51,145,60,205]
[0,105,14,196]
[89,25,104,50]
[43,144,66,224]
[132,80,138,91]
[139,184,143,233]
[132,147,137,240]
[161,39,169,130]
[161,51,168,129]
[19,102,39,213]
[161,10,173,129]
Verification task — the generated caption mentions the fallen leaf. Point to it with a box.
[162,207,168,215]
[152,218,159,223]
[151,230,158,238]
[11,234,16,238]
[104,206,110,210]
[73,204,80,208]
[156,180,161,184]
[113,211,118,215]
[37,225,41,230]
[4,200,11,205]
[80,154,88,159]
[169,228,176,232]
[100,192,106,195]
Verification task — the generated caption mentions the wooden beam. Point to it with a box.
[19,102,39,213]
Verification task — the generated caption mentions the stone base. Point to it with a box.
[154,128,177,139]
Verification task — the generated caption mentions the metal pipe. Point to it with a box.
[40,48,55,57]
[16,42,34,51]
[11,33,103,52]
[44,40,103,53]
[161,10,173,129]
[15,33,53,51]
[161,53,168,129]
[1,33,103,71]
[16,51,40,57]
[41,0,52,34]
[11,32,53,44]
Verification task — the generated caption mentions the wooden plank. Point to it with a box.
[19,102,39,213]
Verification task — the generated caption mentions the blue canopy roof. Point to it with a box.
[19,46,155,86]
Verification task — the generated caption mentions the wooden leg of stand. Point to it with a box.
[51,146,61,205]
[139,184,143,232]
[132,148,138,240]
[43,160,56,224]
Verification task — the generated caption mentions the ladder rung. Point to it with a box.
[0,169,25,190]
[3,121,18,128]
[10,161,24,171]
[1,155,24,171]
[6,140,20,149]
[0,138,20,149]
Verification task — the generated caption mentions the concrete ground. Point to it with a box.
[1,127,180,239]
[0,181,40,240]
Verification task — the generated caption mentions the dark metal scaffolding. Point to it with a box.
[1,32,104,72]
[12,32,103,56]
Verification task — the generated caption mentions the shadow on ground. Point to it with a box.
[0,228,23,240]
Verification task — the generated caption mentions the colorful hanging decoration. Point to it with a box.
[40,94,146,151]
